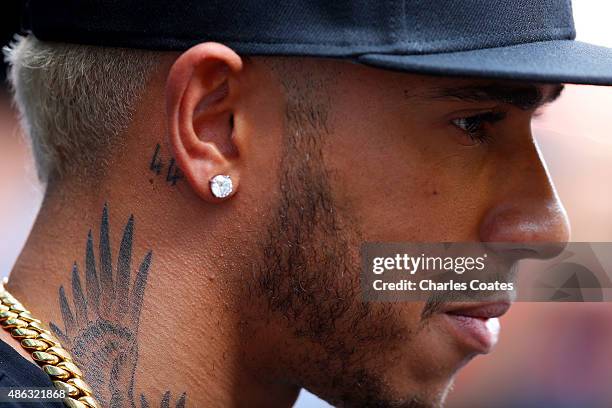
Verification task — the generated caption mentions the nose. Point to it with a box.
[479,144,570,261]
[480,199,569,260]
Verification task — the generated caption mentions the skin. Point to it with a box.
[4,42,569,407]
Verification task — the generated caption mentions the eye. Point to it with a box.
[451,111,506,145]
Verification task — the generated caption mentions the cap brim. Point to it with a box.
[357,40,612,86]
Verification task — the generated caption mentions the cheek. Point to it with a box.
[323,81,497,242]
[323,123,489,242]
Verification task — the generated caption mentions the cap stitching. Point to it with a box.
[117,26,574,50]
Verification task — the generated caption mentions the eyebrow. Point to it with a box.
[426,83,565,110]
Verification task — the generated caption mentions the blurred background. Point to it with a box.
[1,1,612,407]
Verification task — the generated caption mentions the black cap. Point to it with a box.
[22,0,612,85]
[1,0,23,85]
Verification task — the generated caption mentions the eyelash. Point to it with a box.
[451,112,507,144]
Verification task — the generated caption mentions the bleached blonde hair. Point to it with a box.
[4,35,162,182]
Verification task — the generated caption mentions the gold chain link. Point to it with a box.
[0,279,100,408]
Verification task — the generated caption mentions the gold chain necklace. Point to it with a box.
[0,280,100,408]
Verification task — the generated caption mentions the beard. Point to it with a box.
[252,103,444,408]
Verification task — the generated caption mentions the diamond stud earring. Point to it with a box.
[210,174,233,198]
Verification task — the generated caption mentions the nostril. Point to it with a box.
[508,247,539,258]
[485,242,567,261]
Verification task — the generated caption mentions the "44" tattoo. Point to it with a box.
[149,144,184,186]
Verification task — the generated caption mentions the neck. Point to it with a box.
[6,180,299,407]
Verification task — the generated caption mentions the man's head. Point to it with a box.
[5,35,571,406]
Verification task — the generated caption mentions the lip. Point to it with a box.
[440,301,511,354]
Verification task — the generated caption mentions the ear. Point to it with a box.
[166,42,244,202]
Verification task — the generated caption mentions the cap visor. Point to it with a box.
[357,40,612,86]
